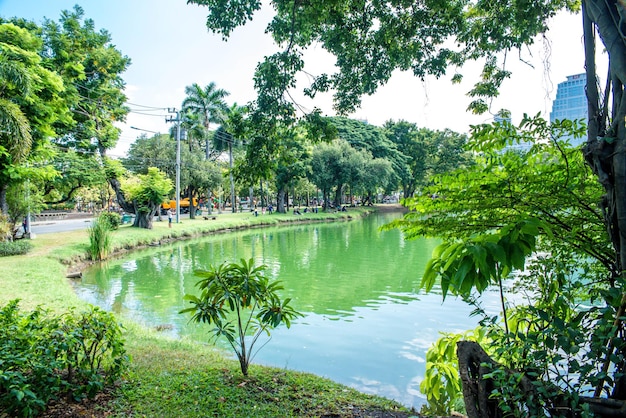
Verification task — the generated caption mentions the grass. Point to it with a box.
[1,207,419,417]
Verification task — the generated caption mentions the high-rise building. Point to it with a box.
[550,73,587,145]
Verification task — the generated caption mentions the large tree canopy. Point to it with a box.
[189,0,626,415]
[188,0,579,116]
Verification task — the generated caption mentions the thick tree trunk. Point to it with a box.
[132,206,158,229]
[334,184,343,208]
[277,188,286,213]
[458,341,626,417]
[582,0,626,399]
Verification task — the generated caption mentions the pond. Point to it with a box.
[76,211,503,409]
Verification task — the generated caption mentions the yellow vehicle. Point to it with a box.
[161,198,198,214]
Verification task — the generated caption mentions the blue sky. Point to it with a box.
[1,1,590,156]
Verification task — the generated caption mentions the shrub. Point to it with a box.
[0,240,33,256]
[88,217,112,261]
[0,301,128,416]
[98,211,122,230]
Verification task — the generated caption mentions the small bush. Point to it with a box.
[0,240,33,256]
[98,211,122,230]
[88,218,112,261]
[0,300,128,416]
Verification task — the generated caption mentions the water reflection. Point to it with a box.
[78,212,496,409]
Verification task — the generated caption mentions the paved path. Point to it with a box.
[29,216,95,235]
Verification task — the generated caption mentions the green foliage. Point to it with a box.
[98,211,121,230]
[389,117,621,413]
[0,300,127,417]
[181,258,302,376]
[88,217,112,261]
[190,1,578,115]
[121,167,173,228]
[420,327,489,415]
[0,239,33,256]
[422,219,541,300]
[57,306,128,398]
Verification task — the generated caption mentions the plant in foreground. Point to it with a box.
[0,300,128,417]
[181,258,302,376]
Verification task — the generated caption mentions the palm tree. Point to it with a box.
[181,83,229,160]
[215,103,247,213]
[180,110,207,152]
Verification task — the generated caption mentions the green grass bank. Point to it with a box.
[1,206,418,417]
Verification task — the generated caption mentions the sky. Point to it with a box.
[0,0,594,157]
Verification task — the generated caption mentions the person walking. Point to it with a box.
[168,209,173,228]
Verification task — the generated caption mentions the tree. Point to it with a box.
[43,150,108,206]
[120,167,172,229]
[0,22,66,214]
[383,120,425,199]
[387,118,619,415]
[122,134,175,177]
[41,6,130,157]
[190,1,626,412]
[181,82,230,160]
[357,157,394,205]
[214,103,247,213]
[180,151,223,218]
[36,6,132,219]
[329,117,405,191]
[308,139,362,209]
[181,258,302,376]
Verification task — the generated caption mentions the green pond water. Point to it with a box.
[77,211,502,409]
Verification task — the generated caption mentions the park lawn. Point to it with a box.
[1,207,417,417]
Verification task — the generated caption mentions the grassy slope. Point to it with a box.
[1,208,417,417]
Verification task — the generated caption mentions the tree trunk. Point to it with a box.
[0,184,7,215]
[132,207,157,229]
[188,187,196,219]
[582,0,626,399]
[277,188,286,213]
[457,341,626,417]
[108,178,134,214]
[334,184,343,208]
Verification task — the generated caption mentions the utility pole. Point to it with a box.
[166,108,181,223]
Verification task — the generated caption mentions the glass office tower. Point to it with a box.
[550,73,587,145]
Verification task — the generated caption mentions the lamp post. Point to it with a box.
[174,112,181,224]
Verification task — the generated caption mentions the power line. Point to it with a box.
[126,102,168,110]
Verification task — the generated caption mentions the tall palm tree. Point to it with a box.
[181,82,229,160]
[215,103,247,213]
[180,110,207,152]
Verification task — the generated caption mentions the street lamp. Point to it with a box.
[130,126,159,135]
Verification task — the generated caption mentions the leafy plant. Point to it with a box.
[181,258,302,376]
[0,300,128,416]
[98,211,122,230]
[420,327,489,415]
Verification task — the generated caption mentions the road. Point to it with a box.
[28,213,194,235]
[30,217,95,235]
